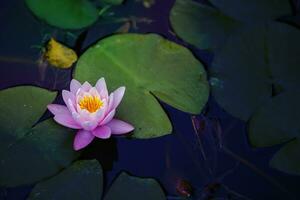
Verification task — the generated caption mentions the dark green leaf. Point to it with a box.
[270,139,300,175]
[210,24,272,121]
[0,86,78,186]
[248,91,300,175]
[209,0,292,22]
[25,0,99,29]
[104,172,165,200]
[28,160,102,200]
[170,0,240,50]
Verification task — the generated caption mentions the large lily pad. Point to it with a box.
[210,22,300,121]
[28,160,102,200]
[74,33,209,138]
[210,24,272,121]
[0,86,78,186]
[29,160,166,200]
[169,0,292,50]
[209,0,292,22]
[170,0,240,50]
[248,91,300,175]
[25,0,99,29]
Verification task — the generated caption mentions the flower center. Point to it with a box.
[79,96,103,113]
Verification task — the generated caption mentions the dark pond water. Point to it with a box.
[0,0,300,199]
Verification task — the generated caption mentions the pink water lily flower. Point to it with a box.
[48,78,134,151]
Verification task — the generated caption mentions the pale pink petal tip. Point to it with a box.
[106,119,134,135]
[70,79,81,94]
[62,90,75,106]
[96,77,106,91]
[53,114,81,129]
[81,81,92,91]
[47,104,68,116]
[73,130,95,151]
[112,86,125,109]
[92,126,111,139]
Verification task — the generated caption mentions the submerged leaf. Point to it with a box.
[44,38,77,69]
[0,86,78,186]
[25,0,98,29]
[74,33,209,138]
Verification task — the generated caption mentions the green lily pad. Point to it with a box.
[209,0,292,22]
[25,0,99,29]
[104,172,165,200]
[28,160,102,200]
[74,33,209,138]
[0,86,78,186]
[267,22,300,91]
[248,91,300,175]
[169,0,292,50]
[210,22,300,121]
[170,0,240,50]
[210,24,272,121]
[29,160,166,200]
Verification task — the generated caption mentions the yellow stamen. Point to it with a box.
[79,96,103,113]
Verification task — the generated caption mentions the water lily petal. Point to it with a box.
[62,90,75,108]
[112,86,125,110]
[81,120,98,131]
[73,130,95,150]
[95,105,107,123]
[96,78,108,99]
[81,81,92,91]
[54,114,81,129]
[47,104,69,116]
[70,79,81,94]
[100,109,115,125]
[89,87,100,98]
[92,126,111,139]
[107,92,114,112]
[106,119,134,135]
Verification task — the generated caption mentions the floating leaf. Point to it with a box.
[169,0,292,50]
[210,22,300,121]
[267,22,300,91]
[44,38,78,69]
[104,172,165,200]
[210,24,272,121]
[29,160,166,200]
[248,91,300,175]
[0,86,78,186]
[74,33,209,138]
[170,0,240,50]
[209,0,292,22]
[25,0,99,29]
[28,160,102,200]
